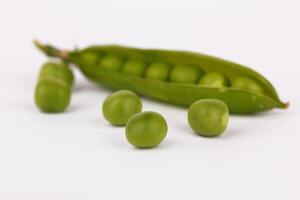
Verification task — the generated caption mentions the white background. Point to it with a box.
[0,0,300,199]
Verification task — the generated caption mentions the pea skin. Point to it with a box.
[125,111,168,148]
[102,90,142,126]
[188,99,229,137]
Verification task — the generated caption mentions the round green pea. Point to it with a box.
[125,111,168,148]
[77,52,101,75]
[188,99,229,137]
[145,62,170,81]
[232,76,264,94]
[102,90,142,126]
[100,55,123,71]
[35,79,71,113]
[38,62,74,87]
[122,60,146,76]
[79,51,100,67]
[170,64,204,84]
[198,72,228,87]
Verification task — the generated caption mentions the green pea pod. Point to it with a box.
[34,40,288,114]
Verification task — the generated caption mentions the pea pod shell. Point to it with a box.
[34,41,288,114]
[78,68,283,114]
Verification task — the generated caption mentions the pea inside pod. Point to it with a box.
[79,52,100,68]
[100,55,123,71]
[122,60,146,76]
[170,64,204,84]
[34,41,288,114]
[198,72,228,87]
[231,76,264,94]
[145,62,171,81]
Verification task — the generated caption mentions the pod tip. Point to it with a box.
[33,39,42,48]
[33,39,48,54]
[278,101,290,109]
[283,102,290,109]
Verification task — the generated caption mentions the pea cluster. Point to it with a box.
[102,90,228,148]
[102,90,168,148]
[33,62,229,148]
[80,52,264,95]
[34,62,74,112]
[33,41,288,149]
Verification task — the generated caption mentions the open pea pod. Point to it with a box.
[34,40,288,114]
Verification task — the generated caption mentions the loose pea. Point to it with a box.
[100,55,123,71]
[102,90,142,126]
[35,79,71,113]
[170,64,204,84]
[125,111,168,148]
[198,72,228,87]
[188,99,229,137]
[122,60,146,76]
[38,62,74,87]
[232,76,264,94]
[145,62,170,81]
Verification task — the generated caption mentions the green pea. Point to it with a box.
[79,52,100,67]
[35,79,71,113]
[125,111,168,148]
[75,52,101,77]
[100,55,123,71]
[122,60,146,76]
[198,72,228,87]
[188,99,229,137]
[170,64,204,84]
[145,62,170,81]
[102,90,142,126]
[232,76,264,94]
[38,62,74,87]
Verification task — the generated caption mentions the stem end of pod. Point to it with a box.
[282,102,290,109]
[33,39,70,61]
[277,101,290,109]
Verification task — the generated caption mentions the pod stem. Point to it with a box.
[281,101,290,109]
[33,39,70,61]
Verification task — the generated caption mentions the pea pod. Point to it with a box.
[34,40,288,114]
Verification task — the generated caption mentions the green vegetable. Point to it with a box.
[102,90,142,126]
[122,60,146,76]
[125,111,168,148]
[231,76,264,94]
[38,62,74,87]
[35,62,73,113]
[198,72,228,87]
[34,40,288,114]
[170,64,204,84]
[188,99,229,137]
[145,62,170,81]
[79,52,100,68]
[99,55,123,71]
[77,52,101,78]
